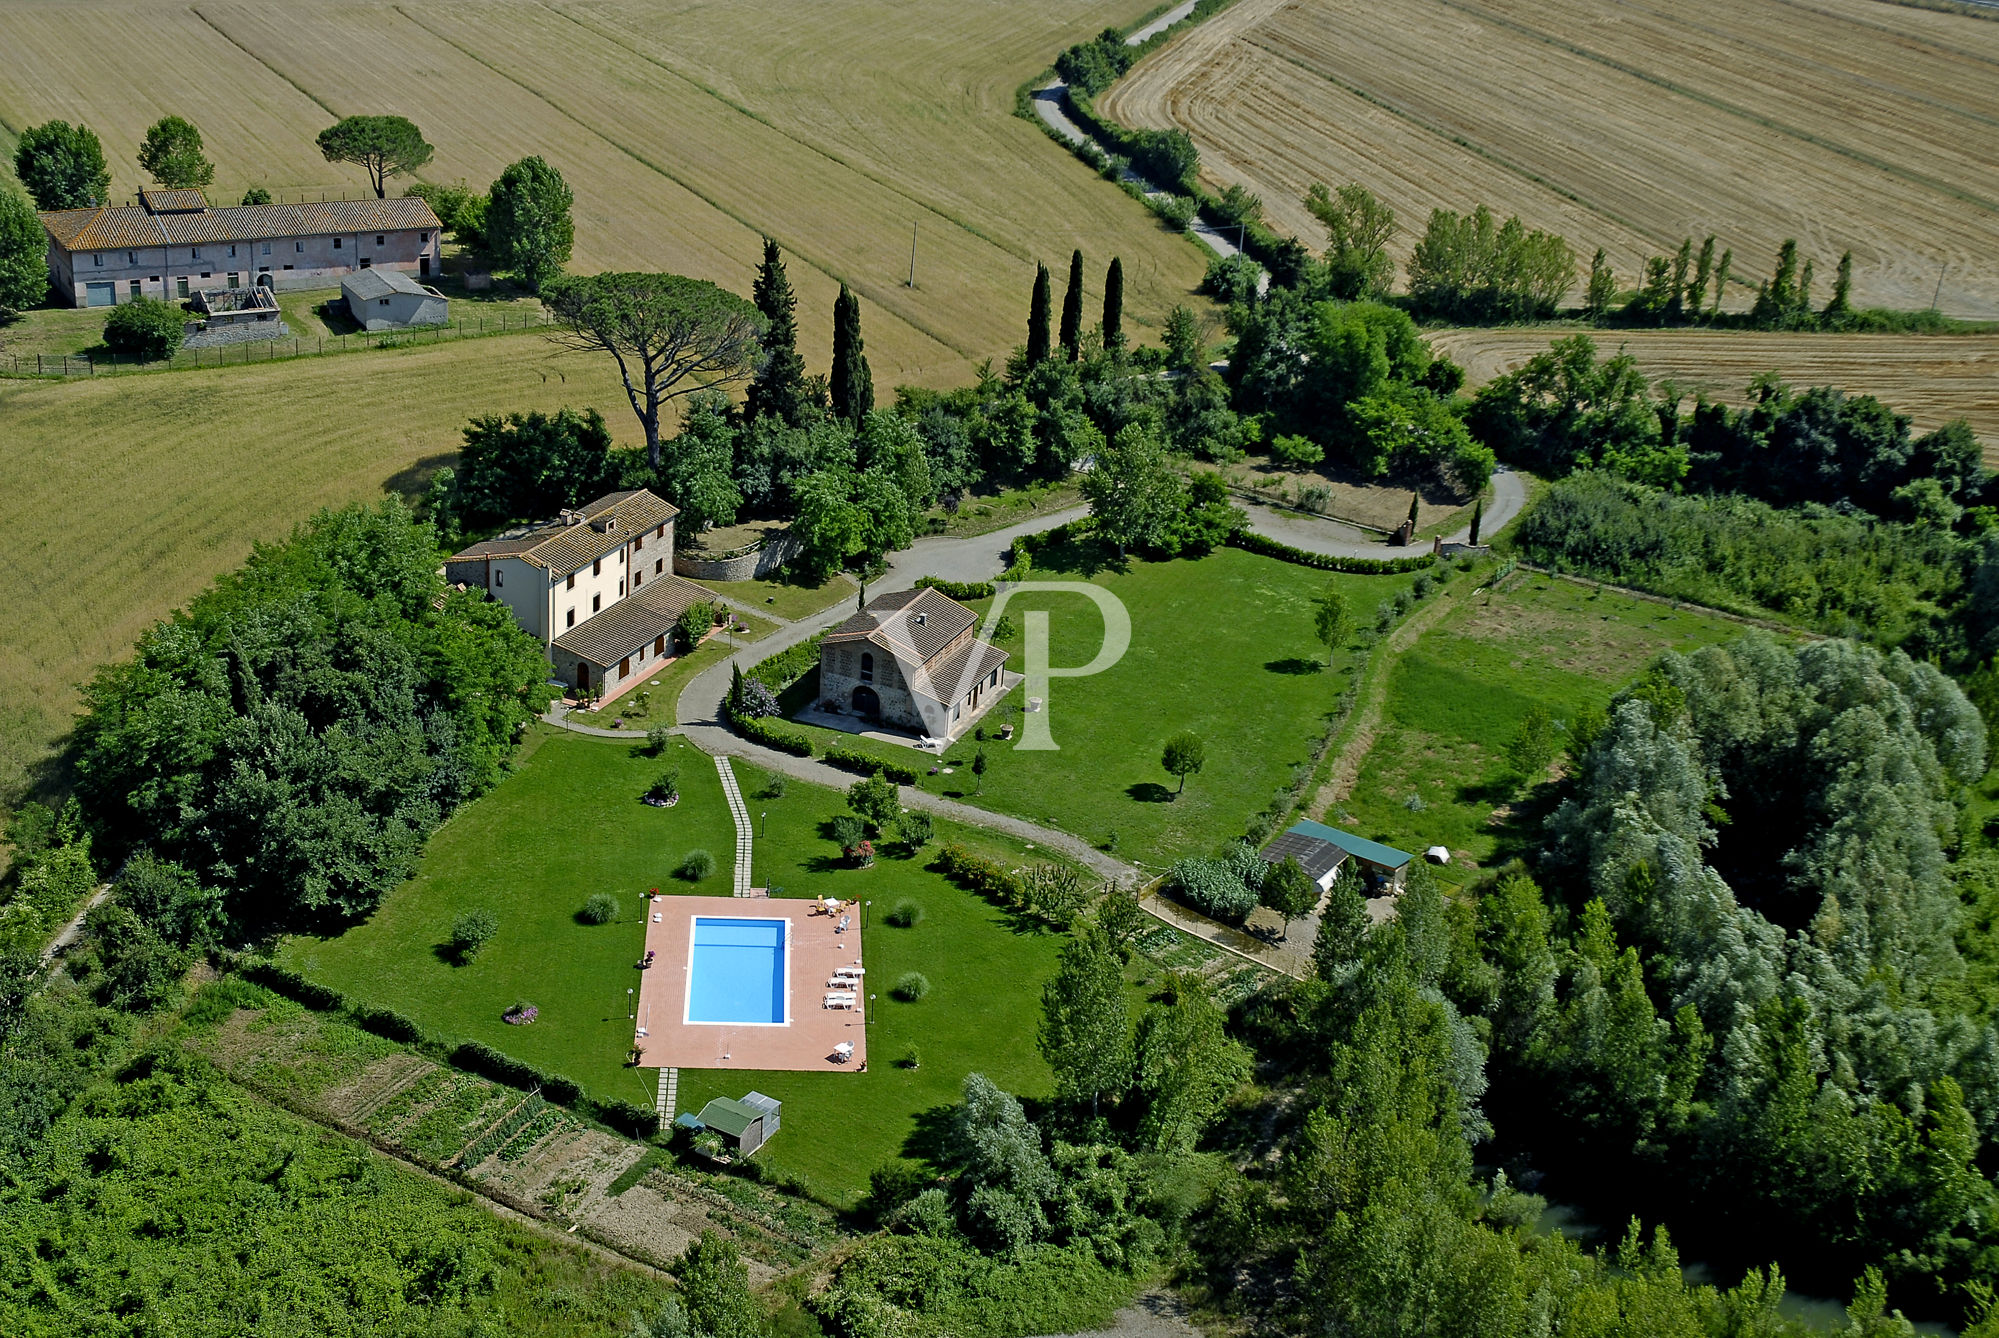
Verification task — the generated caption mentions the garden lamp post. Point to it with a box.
[760,810,767,838]
[627,987,634,1020]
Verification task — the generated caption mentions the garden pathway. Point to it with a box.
[713,756,756,896]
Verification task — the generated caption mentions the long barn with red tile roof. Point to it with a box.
[38,188,441,308]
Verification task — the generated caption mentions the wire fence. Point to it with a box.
[2,310,553,379]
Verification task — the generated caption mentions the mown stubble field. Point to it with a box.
[0,0,1212,386]
[1101,0,1999,317]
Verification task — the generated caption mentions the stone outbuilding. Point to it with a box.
[816,587,1011,743]
[342,267,449,330]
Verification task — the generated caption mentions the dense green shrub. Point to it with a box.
[823,746,920,785]
[102,296,186,360]
[892,971,930,1002]
[1168,854,1259,923]
[914,575,994,600]
[449,908,498,962]
[736,714,814,756]
[578,893,618,925]
[678,849,717,881]
[886,899,923,928]
[747,635,825,691]
[1227,529,1435,574]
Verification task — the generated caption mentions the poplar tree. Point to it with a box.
[1059,248,1084,361]
[830,283,874,426]
[1690,236,1717,319]
[1026,262,1052,365]
[1667,238,1692,320]
[745,238,808,426]
[1711,248,1732,314]
[1823,250,1854,325]
[1037,920,1133,1118]
[1584,248,1616,322]
[1102,256,1124,349]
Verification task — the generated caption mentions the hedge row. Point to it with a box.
[821,746,921,786]
[914,575,995,601]
[1228,529,1436,574]
[235,959,659,1139]
[737,714,814,757]
[935,843,1029,906]
[748,634,824,692]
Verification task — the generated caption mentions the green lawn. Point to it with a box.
[1343,576,1757,872]
[279,726,1080,1205]
[690,571,857,623]
[785,544,1420,867]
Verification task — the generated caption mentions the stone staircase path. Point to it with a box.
[714,756,754,896]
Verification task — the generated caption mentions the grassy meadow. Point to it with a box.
[0,336,636,800]
[0,0,1212,388]
[1339,573,1758,874]
[783,543,1422,868]
[277,727,1083,1204]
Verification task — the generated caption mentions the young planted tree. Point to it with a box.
[542,271,764,469]
[1305,181,1397,299]
[830,283,874,426]
[971,747,988,795]
[1037,920,1134,1119]
[1260,855,1318,937]
[848,773,900,834]
[14,120,110,210]
[0,185,48,317]
[485,156,574,294]
[316,115,433,198]
[1026,262,1053,365]
[745,238,808,426]
[138,116,215,190]
[1312,581,1354,666]
[1059,248,1085,361]
[1102,256,1124,349]
[1161,731,1206,796]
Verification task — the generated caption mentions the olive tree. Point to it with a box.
[542,272,764,469]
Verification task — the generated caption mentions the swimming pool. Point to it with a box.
[685,917,788,1025]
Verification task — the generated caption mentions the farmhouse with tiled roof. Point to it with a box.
[38,187,441,307]
[445,489,715,699]
[818,587,1012,742]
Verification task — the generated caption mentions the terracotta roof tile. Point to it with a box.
[448,490,679,575]
[823,587,977,663]
[552,573,710,666]
[39,196,442,253]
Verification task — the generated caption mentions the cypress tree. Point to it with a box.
[1469,499,1483,546]
[830,283,874,426]
[1059,248,1084,361]
[1407,493,1420,529]
[746,237,807,426]
[1823,251,1854,324]
[1102,256,1124,349]
[1026,263,1052,365]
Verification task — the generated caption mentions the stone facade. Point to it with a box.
[674,529,802,582]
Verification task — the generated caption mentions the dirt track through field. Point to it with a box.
[1101,0,1999,317]
[1430,327,1999,459]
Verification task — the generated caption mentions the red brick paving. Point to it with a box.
[631,893,867,1073]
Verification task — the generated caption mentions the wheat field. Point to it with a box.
[1429,328,1999,460]
[0,0,1212,387]
[1101,0,1999,317]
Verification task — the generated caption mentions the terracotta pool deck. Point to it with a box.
[632,893,867,1072]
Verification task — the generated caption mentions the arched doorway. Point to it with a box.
[851,685,880,717]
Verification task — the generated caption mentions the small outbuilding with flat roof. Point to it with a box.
[688,1092,782,1156]
[1263,819,1415,892]
[342,266,448,330]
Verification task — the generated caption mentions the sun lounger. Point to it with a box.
[834,966,863,977]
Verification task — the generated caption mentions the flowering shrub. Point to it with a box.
[503,1001,539,1025]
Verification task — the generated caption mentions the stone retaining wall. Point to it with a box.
[181,319,292,351]
[673,529,801,581]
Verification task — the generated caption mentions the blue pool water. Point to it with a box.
[686,917,787,1024]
